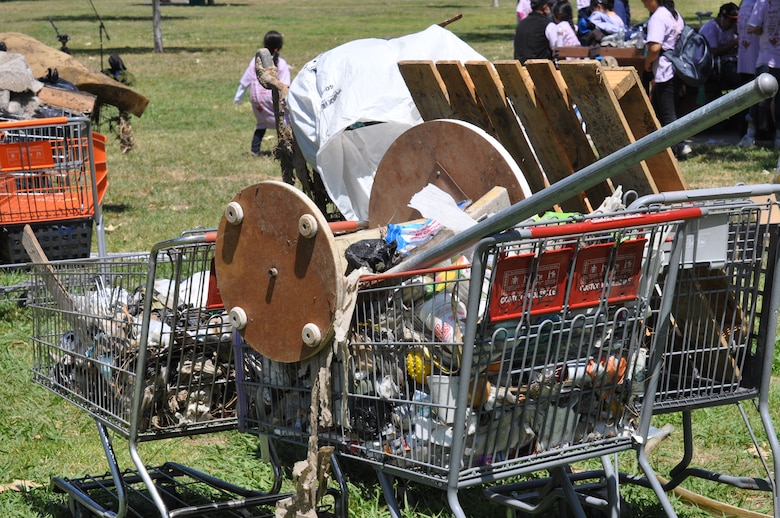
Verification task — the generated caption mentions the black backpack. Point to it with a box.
[662,24,714,88]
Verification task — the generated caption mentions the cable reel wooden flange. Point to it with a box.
[215,180,343,363]
[368,119,532,228]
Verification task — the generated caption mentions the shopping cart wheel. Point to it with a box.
[367,119,532,228]
[216,180,344,363]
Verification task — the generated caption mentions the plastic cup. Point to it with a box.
[427,374,459,423]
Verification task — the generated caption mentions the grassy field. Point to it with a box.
[2,0,780,516]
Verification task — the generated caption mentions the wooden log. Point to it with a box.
[37,86,97,115]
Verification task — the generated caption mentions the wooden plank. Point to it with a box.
[397,61,453,121]
[519,60,615,205]
[460,61,548,196]
[555,46,590,59]
[602,69,636,100]
[487,61,589,212]
[37,85,97,114]
[435,61,496,137]
[557,60,658,196]
[520,61,596,172]
[605,68,687,192]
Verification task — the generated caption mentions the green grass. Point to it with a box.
[2,0,780,516]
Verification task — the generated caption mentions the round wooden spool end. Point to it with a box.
[368,119,531,228]
[215,181,343,363]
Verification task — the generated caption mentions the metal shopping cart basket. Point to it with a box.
[236,206,711,517]
[0,116,108,302]
[611,185,780,517]
[229,77,780,517]
[29,230,289,517]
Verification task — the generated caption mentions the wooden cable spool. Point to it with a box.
[368,119,532,228]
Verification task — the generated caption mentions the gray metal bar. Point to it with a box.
[629,184,780,209]
[388,73,778,273]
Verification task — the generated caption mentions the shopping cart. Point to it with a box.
[230,75,780,517]
[0,116,108,303]
[614,185,780,517]
[28,230,289,517]
[237,206,715,517]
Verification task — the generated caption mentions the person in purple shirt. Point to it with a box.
[744,0,779,147]
[642,0,689,157]
[737,0,760,81]
[700,3,740,92]
[736,0,761,143]
[234,31,291,156]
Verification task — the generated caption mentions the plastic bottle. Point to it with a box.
[635,26,644,50]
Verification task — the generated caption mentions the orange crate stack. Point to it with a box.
[0,117,108,263]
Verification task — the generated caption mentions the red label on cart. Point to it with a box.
[0,141,54,172]
[569,238,647,309]
[489,247,572,322]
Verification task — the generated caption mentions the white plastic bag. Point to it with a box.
[287,25,485,221]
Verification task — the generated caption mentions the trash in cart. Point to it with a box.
[28,230,295,517]
[30,241,236,432]
[229,190,700,476]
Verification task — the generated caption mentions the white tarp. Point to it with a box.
[287,25,485,221]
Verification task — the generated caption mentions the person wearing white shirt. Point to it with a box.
[642,0,687,157]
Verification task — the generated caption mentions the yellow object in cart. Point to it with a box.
[406,348,431,384]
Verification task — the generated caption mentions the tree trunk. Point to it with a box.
[153,0,164,53]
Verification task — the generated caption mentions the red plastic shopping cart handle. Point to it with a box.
[525,206,704,239]
[0,116,70,130]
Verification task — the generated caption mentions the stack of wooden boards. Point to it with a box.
[397,59,687,212]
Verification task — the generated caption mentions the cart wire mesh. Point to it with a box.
[644,197,780,413]
[29,232,238,440]
[237,208,699,501]
[0,116,106,225]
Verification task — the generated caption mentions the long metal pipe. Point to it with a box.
[388,72,779,273]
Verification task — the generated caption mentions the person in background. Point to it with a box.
[747,0,780,148]
[589,0,626,36]
[517,0,532,21]
[577,0,591,22]
[577,3,598,44]
[642,0,688,158]
[736,0,761,144]
[234,30,290,157]
[613,0,631,27]
[700,3,741,93]
[548,1,581,50]
[514,0,554,64]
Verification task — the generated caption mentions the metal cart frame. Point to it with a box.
[620,185,780,517]
[29,231,289,517]
[235,76,780,518]
[238,207,710,518]
[1,116,107,303]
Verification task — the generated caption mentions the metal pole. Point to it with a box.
[388,73,779,273]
